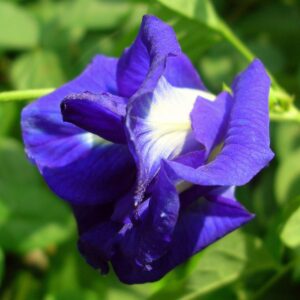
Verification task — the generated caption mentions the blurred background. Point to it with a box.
[0,0,300,299]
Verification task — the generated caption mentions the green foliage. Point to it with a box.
[150,231,278,300]
[0,0,300,299]
[0,1,39,49]
[0,247,3,284]
[0,139,74,253]
[157,0,221,29]
[281,201,300,248]
[275,149,300,205]
[11,50,65,89]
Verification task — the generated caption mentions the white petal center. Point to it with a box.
[145,77,214,157]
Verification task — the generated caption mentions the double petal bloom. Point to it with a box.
[21,15,274,283]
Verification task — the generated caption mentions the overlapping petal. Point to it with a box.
[126,76,214,204]
[117,15,205,98]
[21,55,136,205]
[191,91,233,155]
[166,59,274,186]
[61,92,127,144]
[111,187,253,283]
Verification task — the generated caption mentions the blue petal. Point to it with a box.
[78,221,121,274]
[166,59,274,186]
[61,92,127,144]
[134,165,180,267]
[42,144,136,205]
[21,55,136,205]
[191,91,233,155]
[111,187,253,283]
[117,15,205,98]
[126,76,212,204]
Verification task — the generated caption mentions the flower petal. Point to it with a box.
[22,55,118,168]
[42,143,136,205]
[117,15,205,98]
[126,76,213,204]
[134,165,180,267]
[61,92,127,144]
[166,59,274,186]
[111,188,253,283]
[21,55,136,205]
[191,91,233,155]
[78,221,121,274]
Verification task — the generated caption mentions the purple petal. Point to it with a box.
[166,59,274,186]
[126,76,209,204]
[78,221,121,274]
[61,92,127,144]
[191,91,233,155]
[42,144,136,205]
[71,202,114,235]
[111,188,253,283]
[22,55,118,169]
[21,55,136,205]
[117,15,205,98]
[134,165,180,267]
[173,150,206,168]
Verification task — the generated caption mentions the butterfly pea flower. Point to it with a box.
[21,15,274,284]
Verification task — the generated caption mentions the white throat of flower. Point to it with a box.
[145,77,215,160]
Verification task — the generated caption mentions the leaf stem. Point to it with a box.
[0,88,55,102]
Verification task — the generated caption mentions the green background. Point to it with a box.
[0,0,300,299]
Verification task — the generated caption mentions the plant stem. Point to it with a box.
[0,88,55,102]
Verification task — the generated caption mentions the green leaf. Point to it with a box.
[281,204,300,248]
[10,50,65,90]
[156,0,221,29]
[59,0,132,30]
[0,1,39,49]
[274,122,300,161]
[0,102,17,136]
[150,231,277,300]
[0,139,74,253]
[275,149,300,205]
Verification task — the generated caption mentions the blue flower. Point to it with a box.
[21,15,274,283]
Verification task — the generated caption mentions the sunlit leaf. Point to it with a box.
[156,0,221,29]
[10,50,65,90]
[0,1,39,49]
[150,231,277,299]
[275,149,300,205]
[274,122,300,161]
[281,203,300,248]
[60,0,132,30]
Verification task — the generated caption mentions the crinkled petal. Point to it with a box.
[126,76,211,203]
[191,91,233,155]
[61,92,127,144]
[22,55,118,168]
[21,55,136,205]
[111,188,253,283]
[134,165,179,268]
[166,59,274,186]
[117,15,205,98]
